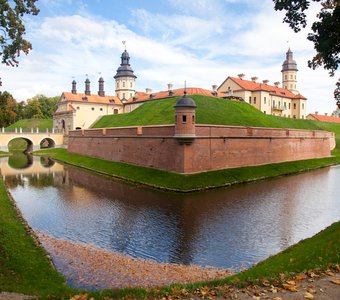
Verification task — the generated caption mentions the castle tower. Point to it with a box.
[114,49,137,102]
[281,48,299,94]
[174,91,197,143]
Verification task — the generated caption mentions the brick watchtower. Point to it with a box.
[174,92,197,143]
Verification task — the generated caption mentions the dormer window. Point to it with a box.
[82,96,88,101]
[109,99,115,103]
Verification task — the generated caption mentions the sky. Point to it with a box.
[0,0,339,115]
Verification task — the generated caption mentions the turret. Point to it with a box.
[71,80,77,94]
[282,48,299,94]
[114,49,137,101]
[98,77,105,96]
[174,91,197,144]
[85,78,91,95]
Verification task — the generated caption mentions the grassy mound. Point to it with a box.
[6,119,52,132]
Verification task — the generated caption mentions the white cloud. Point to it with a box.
[0,0,338,116]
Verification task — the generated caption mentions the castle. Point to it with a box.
[53,48,307,133]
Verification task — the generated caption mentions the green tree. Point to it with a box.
[0,0,40,66]
[273,0,340,76]
[0,91,17,127]
[23,99,43,119]
[30,94,58,118]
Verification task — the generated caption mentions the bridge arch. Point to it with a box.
[7,137,34,153]
[39,137,56,149]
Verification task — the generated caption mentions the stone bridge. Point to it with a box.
[0,128,65,152]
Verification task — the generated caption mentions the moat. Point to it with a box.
[1,153,340,270]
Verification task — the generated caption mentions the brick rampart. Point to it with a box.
[68,124,336,174]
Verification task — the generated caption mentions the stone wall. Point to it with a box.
[68,124,336,174]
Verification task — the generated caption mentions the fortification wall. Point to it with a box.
[68,124,336,174]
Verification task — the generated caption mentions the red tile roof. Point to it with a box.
[226,77,307,100]
[61,92,123,105]
[307,114,340,123]
[126,87,223,103]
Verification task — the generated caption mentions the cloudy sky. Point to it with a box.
[0,0,338,114]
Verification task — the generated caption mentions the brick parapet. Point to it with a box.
[68,124,336,173]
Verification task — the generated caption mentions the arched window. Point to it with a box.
[123,82,125,87]
[293,103,296,109]
[130,82,132,87]
[114,109,118,114]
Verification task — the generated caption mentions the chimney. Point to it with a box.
[71,80,77,94]
[274,81,280,87]
[146,88,152,95]
[168,83,175,96]
[251,76,258,83]
[262,80,269,85]
[315,111,318,115]
[238,73,245,80]
[212,84,218,96]
[85,78,91,95]
[98,77,105,97]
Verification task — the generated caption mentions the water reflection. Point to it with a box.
[2,156,340,269]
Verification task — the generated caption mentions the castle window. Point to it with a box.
[114,109,118,114]
[302,115,304,119]
[290,75,293,79]
[117,82,119,88]
[100,108,103,111]
[285,86,287,89]
[289,103,291,109]
[130,82,132,88]
[302,103,304,109]
[290,84,293,89]
[249,96,251,104]
[91,107,95,110]
[130,93,132,98]
[77,106,80,110]
[285,75,287,80]
[264,111,266,114]
[182,115,187,123]
[273,100,275,106]
[284,102,286,109]
[123,82,125,87]
[293,115,296,119]
[254,97,256,104]
[264,97,266,104]
[192,115,195,123]
[295,75,296,79]
[294,103,296,109]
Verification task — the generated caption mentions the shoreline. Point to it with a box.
[36,232,233,290]
[34,148,340,193]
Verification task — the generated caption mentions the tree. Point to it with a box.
[0,0,39,66]
[273,0,340,76]
[29,94,58,118]
[0,91,17,127]
[23,99,43,119]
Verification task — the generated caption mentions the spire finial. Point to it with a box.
[184,80,187,96]
[122,40,126,50]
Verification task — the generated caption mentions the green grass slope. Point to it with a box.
[0,179,71,297]
[6,119,52,132]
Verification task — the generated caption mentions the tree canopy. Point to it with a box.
[0,92,58,127]
[273,0,340,76]
[0,0,39,66]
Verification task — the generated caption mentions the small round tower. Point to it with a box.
[174,92,197,142]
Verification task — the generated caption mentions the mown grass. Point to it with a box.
[5,118,52,132]
[0,179,72,298]
[7,138,28,151]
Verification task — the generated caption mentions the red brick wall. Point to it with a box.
[68,124,336,174]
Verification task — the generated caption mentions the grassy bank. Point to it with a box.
[35,148,340,192]
[5,118,52,132]
[0,179,71,297]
